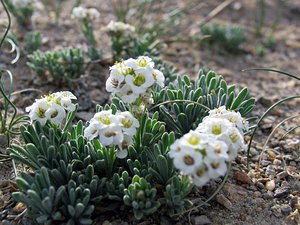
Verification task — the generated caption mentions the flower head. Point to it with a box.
[26,91,77,126]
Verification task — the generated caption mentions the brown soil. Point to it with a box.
[1,0,300,224]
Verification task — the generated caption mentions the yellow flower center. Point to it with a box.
[229,132,239,143]
[212,125,222,135]
[36,107,46,118]
[98,115,111,125]
[105,132,117,137]
[122,117,133,128]
[188,135,201,145]
[133,74,146,86]
[50,109,58,118]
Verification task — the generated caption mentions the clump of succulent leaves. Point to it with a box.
[8,67,255,224]
[27,48,86,85]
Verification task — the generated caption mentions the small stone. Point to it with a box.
[265,165,276,177]
[194,215,211,225]
[267,150,276,158]
[263,190,274,200]
[250,155,260,162]
[234,171,251,184]
[253,191,262,198]
[249,147,258,156]
[216,194,232,210]
[289,161,297,167]
[274,186,291,198]
[273,159,282,166]
[265,180,275,191]
[256,182,265,189]
[261,160,271,167]
[281,205,292,214]
[277,171,288,180]
[271,205,282,218]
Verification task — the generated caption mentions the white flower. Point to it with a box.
[204,157,228,179]
[217,126,244,161]
[118,111,139,136]
[71,6,88,19]
[131,104,145,117]
[117,84,139,103]
[84,122,99,140]
[26,98,49,125]
[45,103,66,125]
[87,8,100,20]
[107,21,135,38]
[205,106,249,135]
[136,56,154,68]
[204,140,229,161]
[90,110,121,129]
[153,69,165,88]
[192,164,211,187]
[105,71,125,94]
[197,117,232,137]
[172,146,203,175]
[125,68,155,94]
[98,123,124,147]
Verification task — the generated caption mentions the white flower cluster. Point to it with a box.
[106,21,135,38]
[26,91,77,126]
[84,110,139,158]
[106,56,165,105]
[169,106,249,187]
[12,0,34,8]
[71,6,100,20]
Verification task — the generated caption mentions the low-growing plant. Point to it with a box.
[4,0,35,29]
[24,31,42,54]
[9,54,256,223]
[200,23,247,53]
[71,6,102,61]
[27,48,86,85]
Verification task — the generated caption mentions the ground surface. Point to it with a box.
[1,0,300,224]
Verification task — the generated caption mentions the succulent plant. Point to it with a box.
[123,175,161,220]
[153,70,255,136]
[160,175,193,216]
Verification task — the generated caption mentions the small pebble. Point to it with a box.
[253,191,262,198]
[271,205,282,218]
[194,215,211,225]
[234,171,251,184]
[266,180,276,191]
[250,147,258,156]
[256,182,265,189]
[261,160,271,167]
[289,161,297,167]
[274,186,291,198]
[263,190,274,200]
[265,165,276,176]
[281,205,292,214]
[216,194,232,210]
[273,159,282,166]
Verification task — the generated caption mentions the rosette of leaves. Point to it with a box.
[27,48,86,84]
[200,23,247,53]
[123,175,161,220]
[152,70,255,136]
[147,131,176,185]
[13,167,96,225]
[160,175,193,216]
[106,170,132,210]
